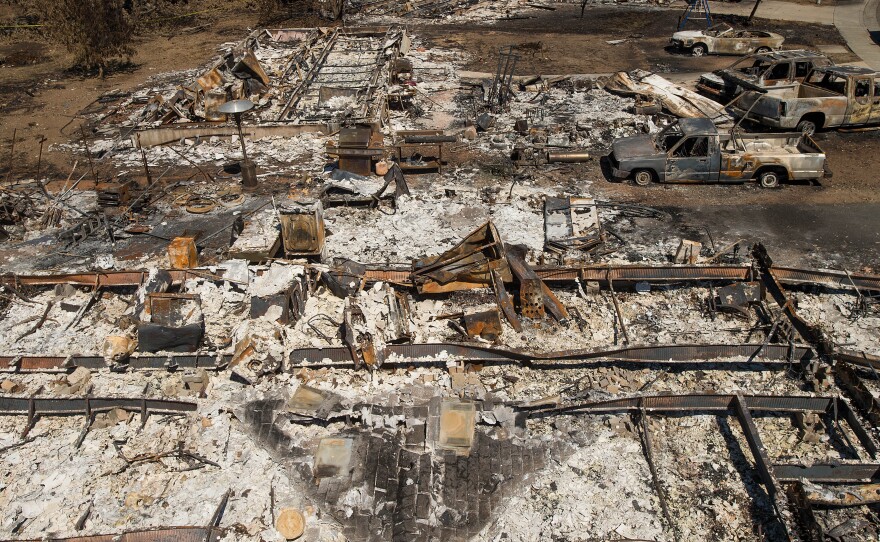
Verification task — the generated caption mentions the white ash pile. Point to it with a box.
[482,421,665,542]
[795,292,880,357]
[387,39,466,132]
[500,85,656,150]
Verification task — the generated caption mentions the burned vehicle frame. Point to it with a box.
[696,50,833,101]
[607,118,828,188]
[670,23,785,58]
[733,65,880,135]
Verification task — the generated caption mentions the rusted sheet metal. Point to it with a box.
[774,463,880,483]
[602,70,728,119]
[771,267,880,291]
[288,343,816,367]
[2,354,232,373]
[411,221,511,293]
[0,397,197,416]
[462,310,503,342]
[0,270,210,288]
[5,527,223,542]
[364,268,411,284]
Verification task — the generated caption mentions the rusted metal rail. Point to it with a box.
[0,396,197,418]
[2,344,815,374]
[5,264,877,291]
[0,396,197,439]
[288,342,816,368]
[2,353,232,373]
[5,527,223,542]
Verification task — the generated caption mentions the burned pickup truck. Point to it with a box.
[607,118,828,188]
[696,50,832,101]
[732,65,880,135]
[671,23,784,57]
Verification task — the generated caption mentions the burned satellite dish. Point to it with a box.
[217,99,254,115]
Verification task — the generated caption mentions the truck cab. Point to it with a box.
[609,119,721,184]
[733,65,880,134]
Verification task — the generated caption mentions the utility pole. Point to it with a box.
[748,0,763,23]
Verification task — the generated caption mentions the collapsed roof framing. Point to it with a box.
[273,26,406,123]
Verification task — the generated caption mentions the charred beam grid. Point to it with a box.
[277,29,340,120]
[520,393,879,483]
[519,393,879,540]
[277,27,401,123]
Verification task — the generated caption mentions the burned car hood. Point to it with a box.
[612,134,657,159]
[699,72,724,85]
[714,69,766,92]
[672,30,704,41]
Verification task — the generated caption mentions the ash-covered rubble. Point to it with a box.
[349,0,540,25]
[3,16,880,542]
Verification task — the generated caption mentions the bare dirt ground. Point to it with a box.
[415,6,854,75]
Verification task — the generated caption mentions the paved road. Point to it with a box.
[705,0,880,69]
[834,0,880,69]
[709,0,833,24]
[650,202,880,270]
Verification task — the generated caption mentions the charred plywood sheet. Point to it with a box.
[314,437,354,478]
[544,196,601,253]
[438,400,476,454]
[229,208,281,262]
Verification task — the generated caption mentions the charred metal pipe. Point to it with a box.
[402,135,458,144]
[547,151,591,163]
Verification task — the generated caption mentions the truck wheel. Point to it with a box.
[691,44,708,57]
[633,169,655,186]
[796,118,817,137]
[758,170,780,188]
[755,47,772,54]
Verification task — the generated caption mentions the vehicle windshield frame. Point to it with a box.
[706,23,733,37]
[725,55,774,77]
[653,122,683,151]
